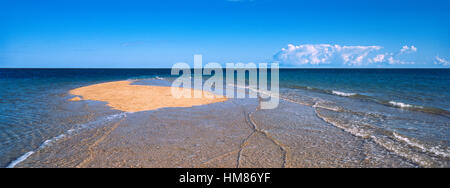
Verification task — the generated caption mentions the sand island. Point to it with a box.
[69,80,227,112]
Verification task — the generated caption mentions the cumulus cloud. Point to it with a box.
[274,44,417,66]
[400,45,417,54]
[435,56,450,66]
[274,44,382,66]
[371,54,386,63]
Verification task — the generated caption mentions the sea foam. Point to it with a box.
[388,101,422,109]
[393,132,450,158]
[331,90,357,97]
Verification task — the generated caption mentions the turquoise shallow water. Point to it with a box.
[0,69,449,167]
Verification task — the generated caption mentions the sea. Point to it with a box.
[0,68,448,167]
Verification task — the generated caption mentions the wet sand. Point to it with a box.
[15,80,418,168]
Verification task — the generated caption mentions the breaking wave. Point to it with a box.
[332,90,357,97]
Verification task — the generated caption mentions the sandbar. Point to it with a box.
[69,81,227,113]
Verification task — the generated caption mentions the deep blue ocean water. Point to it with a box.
[0,69,448,167]
[279,69,450,113]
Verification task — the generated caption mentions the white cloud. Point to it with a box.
[435,56,450,66]
[276,44,335,65]
[371,54,386,63]
[400,45,417,54]
[386,56,414,65]
[275,44,417,66]
[369,52,414,65]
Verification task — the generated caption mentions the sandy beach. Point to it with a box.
[13,79,420,168]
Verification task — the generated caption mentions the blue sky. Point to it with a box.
[1,0,449,68]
